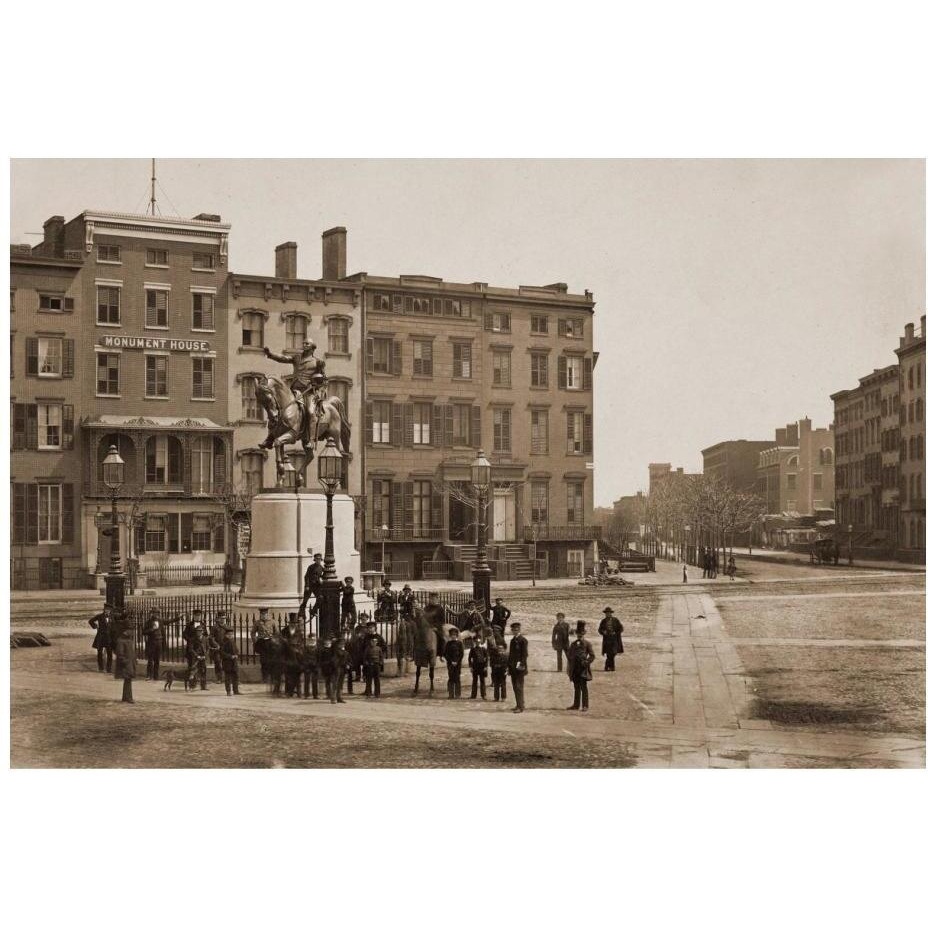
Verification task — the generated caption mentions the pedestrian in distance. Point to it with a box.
[551,612,571,673]
[566,621,595,712]
[89,604,114,673]
[113,617,137,705]
[444,627,464,699]
[222,560,233,592]
[221,626,241,696]
[362,623,385,698]
[598,607,624,672]
[727,555,736,581]
[701,547,710,579]
[341,576,358,629]
[508,622,528,712]
[302,632,320,699]
[490,597,511,639]
[490,640,509,702]
[143,609,163,681]
[683,563,688,584]
[469,632,489,699]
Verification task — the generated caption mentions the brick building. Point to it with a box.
[879,370,901,547]
[895,317,925,555]
[11,210,233,588]
[702,439,774,494]
[756,419,834,516]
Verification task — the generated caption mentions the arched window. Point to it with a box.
[285,314,309,352]
[787,455,799,468]
[819,447,833,466]
[145,435,183,485]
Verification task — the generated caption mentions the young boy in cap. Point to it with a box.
[551,612,571,673]
[567,621,595,712]
[377,580,398,621]
[444,627,464,698]
[362,623,385,697]
[490,640,509,701]
[302,632,319,699]
[508,622,529,712]
[398,583,416,620]
[143,609,163,681]
[341,576,357,629]
[318,636,336,701]
[490,597,511,638]
[221,626,241,696]
[468,631,489,699]
[597,607,624,672]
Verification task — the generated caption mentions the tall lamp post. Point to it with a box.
[471,449,492,616]
[317,438,344,641]
[102,444,126,610]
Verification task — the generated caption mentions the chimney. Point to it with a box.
[904,322,915,346]
[799,417,812,436]
[322,227,347,280]
[275,241,298,279]
[43,215,65,256]
[775,427,787,445]
[786,423,799,445]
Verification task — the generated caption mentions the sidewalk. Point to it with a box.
[729,547,926,574]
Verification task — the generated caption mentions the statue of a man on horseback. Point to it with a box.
[256,340,351,486]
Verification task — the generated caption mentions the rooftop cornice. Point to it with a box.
[81,209,231,232]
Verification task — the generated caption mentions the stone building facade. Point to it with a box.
[702,439,774,495]
[895,317,925,556]
[756,418,834,516]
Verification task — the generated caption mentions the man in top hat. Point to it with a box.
[301,553,325,617]
[551,612,571,673]
[490,597,511,638]
[597,607,624,672]
[398,583,416,621]
[89,604,115,673]
[508,622,529,712]
[377,580,398,622]
[566,621,595,712]
[143,609,163,681]
[220,625,241,696]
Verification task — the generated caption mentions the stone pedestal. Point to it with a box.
[235,489,369,612]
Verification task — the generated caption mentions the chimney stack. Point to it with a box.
[322,227,347,280]
[275,241,298,279]
[775,427,787,445]
[43,215,65,256]
[786,423,799,445]
[905,322,915,346]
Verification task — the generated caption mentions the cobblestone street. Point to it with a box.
[10,567,925,768]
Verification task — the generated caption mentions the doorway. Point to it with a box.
[449,483,471,541]
[493,488,516,542]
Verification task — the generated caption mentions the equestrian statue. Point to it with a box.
[256,339,351,485]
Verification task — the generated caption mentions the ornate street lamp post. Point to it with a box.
[317,438,343,641]
[102,444,126,610]
[471,449,492,616]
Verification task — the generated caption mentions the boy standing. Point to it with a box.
[490,641,509,701]
[551,612,571,673]
[302,632,319,699]
[341,576,358,629]
[362,624,385,698]
[508,622,528,713]
[491,597,511,638]
[444,627,464,699]
[469,633,489,699]
[221,627,241,696]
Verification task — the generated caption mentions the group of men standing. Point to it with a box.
[550,606,625,711]
[88,604,142,704]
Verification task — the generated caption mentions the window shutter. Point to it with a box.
[136,516,146,556]
[364,401,374,446]
[26,404,38,450]
[387,403,401,447]
[168,514,180,553]
[583,356,592,390]
[26,484,39,545]
[214,519,225,553]
[181,513,194,553]
[172,439,185,484]
[63,339,75,378]
[558,318,567,336]
[13,404,26,451]
[391,340,402,376]
[214,439,227,486]
[558,355,567,389]
[431,485,443,532]
[392,482,404,533]
[13,484,26,544]
[566,412,575,451]
[64,297,75,311]
[365,337,374,374]
[403,480,414,531]
[432,404,443,447]
[26,337,38,376]
[471,405,481,448]
[62,405,74,449]
[584,414,593,454]
[404,403,414,445]
[62,483,74,544]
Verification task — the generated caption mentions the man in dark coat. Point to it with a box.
[598,607,624,671]
[251,608,275,683]
[264,629,284,697]
[318,637,336,701]
[185,617,209,690]
[207,623,223,683]
[458,600,482,634]
[422,592,447,659]
[113,618,137,704]
[398,584,416,620]
[281,613,305,697]
[302,633,320,699]
[508,622,528,712]
[567,621,595,712]
[362,623,385,698]
[300,553,325,616]
[551,612,571,673]
[444,627,465,699]
[490,640,508,701]
[347,622,368,695]
[89,604,114,673]
[376,580,398,621]
[468,632,489,699]
[331,634,350,704]
[220,627,241,696]
[490,598,511,638]
[143,609,164,681]
[341,576,358,629]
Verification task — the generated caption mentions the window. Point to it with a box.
[412,403,432,445]
[567,411,586,454]
[38,404,62,449]
[242,312,264,348]
[145,288,169,328]
[371,337,394,374]
[97,244,121,263]
[493,408,511,453]
[241,376,262,420]
[820,448,833,465]
[486,311,511,333]
[146,436,182,484]
[97,353,120,395]
[328,318,350,354]
[328,379,349,408]
[37,337,62,377]
[193,252,215,270]
[412,340,433,376]
[559,317,584,338]
[531,315,549,335]
[452,404,471,446]
[452,342,472,379]
[530,352,548,388]
[38,484,62,543]
[566,549,585,577]
[564,356,583,390]
[145,515,168,552]
[530,482,549,525]
[39,293,73,313]
[192,357,215,399]
[371,479,392,530]
[373,293,392,313]
[146,355,168,397]
[412,480,432,537]
[191,515,213,550]
[146,248,169,266]
[372,400,392,443]
[285,314,308,352]
[530,410,549,454]
[191,437,214,494]
[241,453,264,495]
[786,473,797,490]
[492,351,511,387]
[566,481,584,524]
[192,292,215,330]
[813,473,824,491]
[96,286,121,325]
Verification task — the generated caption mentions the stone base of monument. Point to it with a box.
[235,488,373,613]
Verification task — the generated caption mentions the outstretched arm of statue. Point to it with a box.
[264,347,292,364]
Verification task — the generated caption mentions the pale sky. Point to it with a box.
[10,159,925,506]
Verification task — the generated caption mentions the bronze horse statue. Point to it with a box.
[255,376,351,484]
